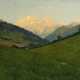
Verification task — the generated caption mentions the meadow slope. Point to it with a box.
[0,33,80,80]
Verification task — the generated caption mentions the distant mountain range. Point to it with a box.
[45,24,80,42]
[0,20,80,48]
[16,16,80,43]
[0,20,48,48]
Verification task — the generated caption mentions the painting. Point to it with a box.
[0,0,80,80]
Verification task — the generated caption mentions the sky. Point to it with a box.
[0,0,80,24]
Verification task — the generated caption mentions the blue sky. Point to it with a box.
[0,0,80,24]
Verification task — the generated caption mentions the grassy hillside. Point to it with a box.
[0,34,80,80]
[0,21,48,48]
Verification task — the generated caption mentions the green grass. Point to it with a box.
[0,34,80,80]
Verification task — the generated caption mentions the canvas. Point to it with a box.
[0,0,80,80]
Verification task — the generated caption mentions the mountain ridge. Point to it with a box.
[0,20,48,48]
[45,24,80,42]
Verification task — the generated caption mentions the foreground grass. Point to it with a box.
[0,34,80,80]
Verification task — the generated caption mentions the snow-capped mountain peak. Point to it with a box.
[16,16,57,37]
